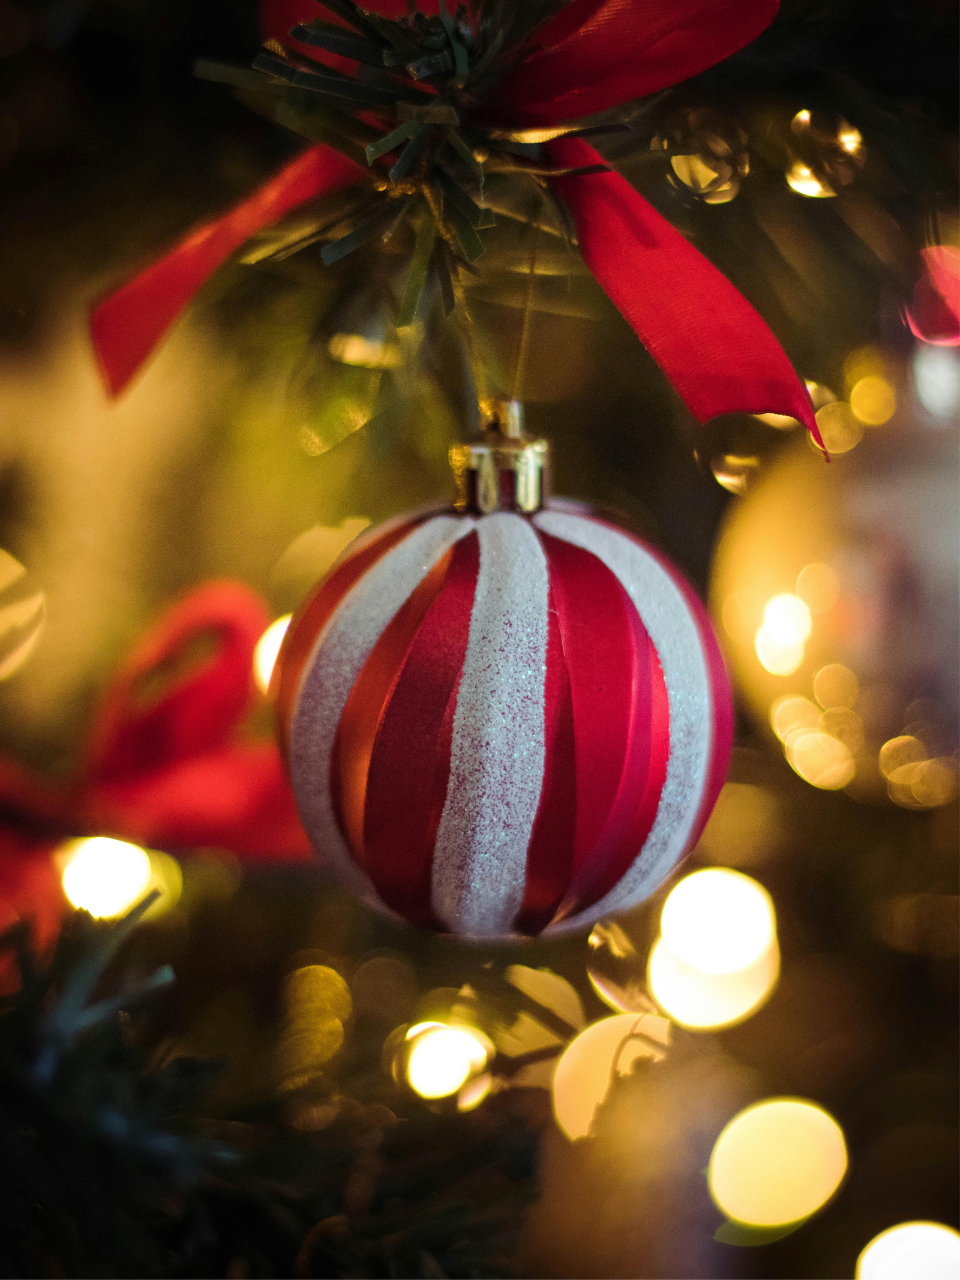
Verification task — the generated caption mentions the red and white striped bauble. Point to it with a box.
[275,500,732,938]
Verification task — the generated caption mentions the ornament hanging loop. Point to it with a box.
[449,399,550,515]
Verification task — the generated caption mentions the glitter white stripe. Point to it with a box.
[532,509,712,935]
[432,513,550,936]
[289,515,474,914]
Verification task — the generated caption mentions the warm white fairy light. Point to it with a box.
[837,123,863,155]
[648,870,780,1030]
[660,869,775,974]
[254,614,292,695]
[405,1025,489,1099]
[708,1099,848,1227]
[60,837,153,918]
[763,594,812,646]
[755,626,805,676]
[855,1221,960,1279]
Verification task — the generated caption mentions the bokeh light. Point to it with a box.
[647,934,779,1029]
[887,757,959,810]
[660,869,776,974]
[786,731,855,789]
[771,694,821,744]
[552,1012,670,1140]
[856,1221,960,1280]
[755,626,804,676]
[814,401,864,453]
[913,345,960,420]
[405,1025,490,1099]
[277,964,352,1091]
[708,1099,848,1227]
[849,376,896,425]
[805,380,840,409]
[695,782,782,869]
[254,614,292,695]
[818,707,864,752]
[763,595,812,646]
[60,837,153,918]
[843,345,886,387]
[813,662,859,709]
[878,735,926,778]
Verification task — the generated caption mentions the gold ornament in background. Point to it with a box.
[711,403,959,808]
[653,107,750,204]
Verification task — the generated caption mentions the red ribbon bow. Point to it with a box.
[0,582,311,973]
[90,0,822,447]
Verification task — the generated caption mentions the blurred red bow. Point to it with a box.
[90,0,822,446]
[0,582,311,969]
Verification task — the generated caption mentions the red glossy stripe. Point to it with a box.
[330,546,455,871]
[361,533,480,928]
[568,604,670,915]
[569,505,732,860]
[514,594,578,935]
[275,516,425,761]
[533,533,668,921]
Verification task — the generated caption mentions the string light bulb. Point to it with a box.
[763,595,812,646]
[755,626,804,676]
[404,1024,490,1099]
[648,870,780,1029]
[660,869,774,974]
[60,837,153,918]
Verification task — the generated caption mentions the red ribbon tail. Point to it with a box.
[548,138,823,449]
[90,144,365,397]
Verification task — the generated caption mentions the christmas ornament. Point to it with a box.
[275,406,732,937]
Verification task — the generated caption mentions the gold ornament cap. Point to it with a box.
[449,400,549,515]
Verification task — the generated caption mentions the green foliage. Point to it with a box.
[0,902,543,1278]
